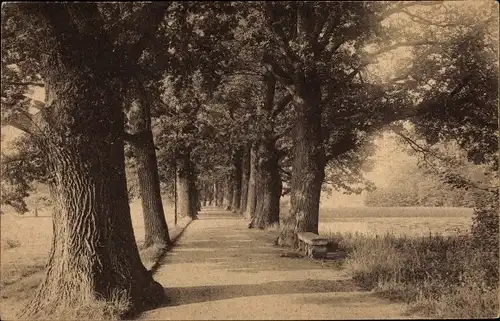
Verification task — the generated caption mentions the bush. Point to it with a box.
[329,231,499,318]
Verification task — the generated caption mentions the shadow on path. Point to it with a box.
[160,278,360,307]
[138,209,412,320]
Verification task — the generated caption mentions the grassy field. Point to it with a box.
[0,196,181,319]
[317,205,498,319]
[279,204,474,237]
[317,207,474,237]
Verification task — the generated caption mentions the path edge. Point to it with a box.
[148,217,194,274]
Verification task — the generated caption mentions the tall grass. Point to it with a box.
[327,231,499,318]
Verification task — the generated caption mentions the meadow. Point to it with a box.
[316,206,497,319]
[317,206,474,237]
[0,196,183,319]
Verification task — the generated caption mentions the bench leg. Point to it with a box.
[311,246,328,259]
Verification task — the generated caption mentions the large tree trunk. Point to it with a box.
[245,143,258,219]
[240,144,250,214]
[278,76,325,248]
[250,139,281,229]
[127,87,171,249]
[20,15,163,317]
[176,153,198,220]
[231,148,243,213]
[249,71,281,228]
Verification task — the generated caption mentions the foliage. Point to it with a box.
[363,149,485,207]
[1,135,46,214]
[329,232,499,318]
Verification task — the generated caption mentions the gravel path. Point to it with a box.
[139,208,416,320]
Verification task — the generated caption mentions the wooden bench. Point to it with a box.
[297,232,329,259]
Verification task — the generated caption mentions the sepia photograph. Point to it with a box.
[0,1,498,320]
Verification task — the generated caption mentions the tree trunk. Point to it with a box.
[207,183,213,206]
[217,180,224,207]
[250,139,281,229]
[20,29,163,318]
[240,144,250,214]
[245,143,258,219]
[133,134,172,248]
[192,181,201,213]
[177,153,198,220]
[213,182,219,206]
[223,176,233,210]
[278,76,325,248]
[127,87,171,249]
[231,148,243,213]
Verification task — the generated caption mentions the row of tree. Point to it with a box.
[1,1,497,319]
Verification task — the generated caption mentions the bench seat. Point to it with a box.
[297,232,328,259]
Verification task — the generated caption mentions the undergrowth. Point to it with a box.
[327,217,499,318]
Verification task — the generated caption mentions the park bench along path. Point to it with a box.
[139,208,415,320]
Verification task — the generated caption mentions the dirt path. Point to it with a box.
[139,208,416,320]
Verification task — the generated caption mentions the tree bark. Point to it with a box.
[19,10,164,316]
[192,180,201,213]
[250,138,281,229]
[231,148,243,213]
[223,176,233,210]
[278,75,325,248]
[126,86,171,249]
[240,144,250,214]
[217,180,224,207]
[245,143,258,219]
[249,71,282,229]
[176,153,198,220]
[213,182,219,206]
[207,183,213,206]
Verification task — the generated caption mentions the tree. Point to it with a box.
[256,1,498,248]
[153,1,239,219]
[363,137,483,208]
[1,3,170,317]
[125,80,172,248]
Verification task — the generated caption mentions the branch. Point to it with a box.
[324,136,356,162]
[367,40,440,59]
[26,97,45,111]
[272,94,293,118]
[3,81,44,87]
[122,3,171,63]
[321,66,366,105]
[377,1,443,21]
[264,3,300,65]
[395,132,498,194]
[316,14,341,51]
[2,110,42,135]
[262,58,294,87]
[401,9,460,28]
